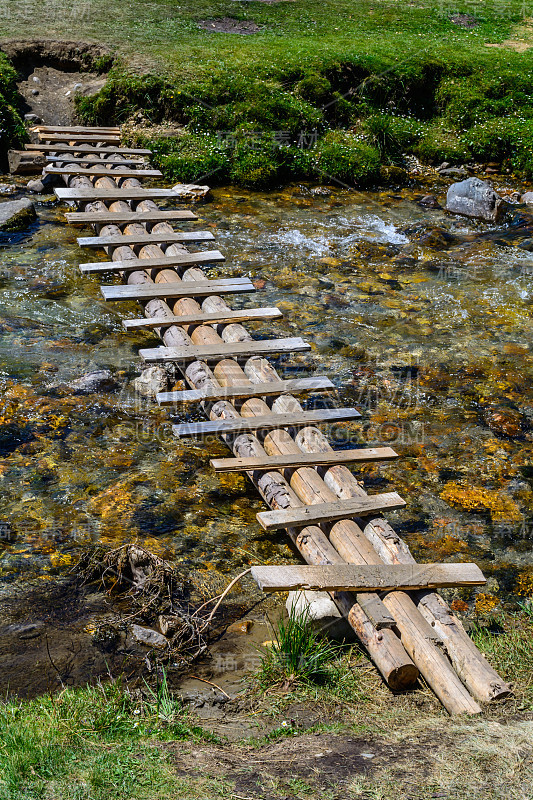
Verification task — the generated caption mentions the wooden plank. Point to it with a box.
[26,144,152,155]
[46,155,147,166]
[256,492,405,531]
[65,210,197,224]
[210,445,398,472]
[173,407,361,437]
[81,250,225,274]
[77,231,215,248]
[123,306,282,331]
[33,125,120,133]
[55,187,178,201]
[45,166,162,178]
[101,277,255,302]
[157,375,332,404]
[251,563,486,593]
[140,337,311,364]
[38,133,121,143]
[357,593,396,629]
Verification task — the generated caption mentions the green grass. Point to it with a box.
[0,677,221,800]
[2,0,533,183]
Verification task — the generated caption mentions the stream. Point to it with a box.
[1,176,533,692]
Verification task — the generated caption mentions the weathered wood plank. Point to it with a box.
[158,375,332,404]
[33,125,121,134]
[46,155,147,166]
[251,563,486,593]
[45,166,162,178]
[140,337,311,364]
[256,492,405,531]
[55,187,178,201]
[81,250,225,274]
[77,231,214,248]
[211,446,398,472]
[38,133,121,143]
[124,306,282,331]
[101,277,255,302]
[173,408,361,437]
[66,210,197,224]
[26,144,152,155]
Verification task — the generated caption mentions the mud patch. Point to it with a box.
[166,733,429,797]
[450,13,479,28]
[18,66,106,125]
[197,17,264,34]
[0,578,147,698]
[1,39,112,124]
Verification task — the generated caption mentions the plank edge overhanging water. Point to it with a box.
[43,128,511,714]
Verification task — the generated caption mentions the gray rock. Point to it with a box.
[522,191,533,204]
[130,623,168,649]
[0,183,16,195]
[132,365,168,397]
[171,182,210,200]
[73,83,83,92]
[0,198,36,231]
[438,167,468,178]
[286,590,356,642]
[31,89,39,96]
[24,113,41,122]
[68,369,119,394]
[445,177,509,222]
[26,178,45,193]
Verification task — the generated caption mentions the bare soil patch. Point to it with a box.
[197,17,264,34]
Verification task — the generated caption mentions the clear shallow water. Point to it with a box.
[1,181,533,607]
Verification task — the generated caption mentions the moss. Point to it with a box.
[315,131,380,186]
[440,482,522,521]
[0,51,26,161]
[295,72,332,104]
[145,132,229,184]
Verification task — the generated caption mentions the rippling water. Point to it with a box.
[1,181,533,608]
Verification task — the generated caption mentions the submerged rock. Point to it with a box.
[68,369,119,394]
[0,198,36,231]
[483,406,526,439]
[445,177,508,222]
[171,183,210,201]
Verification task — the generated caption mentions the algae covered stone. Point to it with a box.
[0,198,36,231]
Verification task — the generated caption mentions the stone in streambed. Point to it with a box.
[521,192,533,204]
[286,590,356,641]
[132,366,168,397]
[68,369,119,394]
[482,406,526,439]
[0,198,36,231]
[445,177,508,222]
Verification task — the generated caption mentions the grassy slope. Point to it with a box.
[3,1,533,184]
[1,611,532,800]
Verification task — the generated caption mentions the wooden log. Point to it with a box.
[55,187,177,201]
[211,445,398,472]
[256,492,406,531]
[251,563,486,592]
[61,158,419,690]
[125,306,283,331]
[173,408,362,438]
[26,144,152,155]
[101,277,253,301]
[160,376,333,405]
[45,166,162,178]
[140,337,311,364]
[78,232,214,248]
[8,149,46,174]
[66,210,197,224]
[84,250,225,275]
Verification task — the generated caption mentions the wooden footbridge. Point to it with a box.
[23,125,511,714]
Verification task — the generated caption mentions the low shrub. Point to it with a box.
[414,123,471,164]
[462,117,533,176]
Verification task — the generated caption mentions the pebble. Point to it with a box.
[227,619,254,634]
